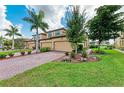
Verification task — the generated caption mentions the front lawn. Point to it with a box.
[0,50,124,87]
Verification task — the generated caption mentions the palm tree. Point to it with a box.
[4,25,22,49]
[23,9,49,53]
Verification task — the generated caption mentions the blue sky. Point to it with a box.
[5,5,65,37]
[6,5,33,38]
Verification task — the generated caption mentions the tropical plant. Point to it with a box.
[8,52,15,57]
[4,25,22,49]
[27,50,32,54]
[87,5,124,51]
[65,5,87,54]
[15,38,25,49]
[0,36,4,49]
[82,50,87,58]
[70,51,75,58]
[3,39,12,50]
[20,50,25,56]
[23,9,49,53]
[40,47,50,52]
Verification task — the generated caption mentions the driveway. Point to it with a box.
[0,51,64,80]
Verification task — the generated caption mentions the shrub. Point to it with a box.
[94,50,106,54]
[70,52,75,58]
[8,53,14,57]
[0,53,7,59]
[27,50,32,55]
[65,52,69,56]
[89,45,98,48]
[2,48,5,51]
[120,47,124,51]
[107,45,113,50]
[40,47,50,52]
[20,50,25,56]
[82,50,87,58]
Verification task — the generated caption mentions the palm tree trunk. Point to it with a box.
[12,35,14,50]
[36,28,39,53]
[75,44,78,54]
[98,41,101,52]
[114,38,115,48]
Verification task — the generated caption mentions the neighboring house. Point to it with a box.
[25,28,89,52]
[89,40,110,46]
[24,39,36,49]
[115,32,124,48]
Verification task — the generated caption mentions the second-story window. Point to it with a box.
[33,35,40,40]
[47,32,52,38]
[55,31,61,36]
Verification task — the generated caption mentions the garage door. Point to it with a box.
[54,41,72,52]
[42,42,52,49]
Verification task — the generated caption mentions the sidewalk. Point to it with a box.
[115,49,124,54]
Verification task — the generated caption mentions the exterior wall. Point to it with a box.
[40,36,72,51]
[25,28,89,52]
[41,42,52,49]
[25,41,35,49]
[39,34,47,39]
[40,36,89,52]
[115,32,124,48]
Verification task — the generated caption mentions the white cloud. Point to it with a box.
[0,5,12,37]
[26,5,100,33]
[81,5,101,20]
[26,5,66,33]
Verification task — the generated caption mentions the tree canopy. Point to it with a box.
[87,5,124,49]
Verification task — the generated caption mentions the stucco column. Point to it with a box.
[52,41,54,50]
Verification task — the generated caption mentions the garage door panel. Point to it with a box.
[54,41,72,52]
[42,42,52,49]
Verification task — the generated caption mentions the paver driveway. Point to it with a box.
[0,51,64,80]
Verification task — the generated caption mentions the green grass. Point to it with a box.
[0,50,124,87]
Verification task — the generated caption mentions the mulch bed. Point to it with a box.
[55,54,100,63]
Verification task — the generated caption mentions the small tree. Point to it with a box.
[4,25,22,49]
[66,6,87,54]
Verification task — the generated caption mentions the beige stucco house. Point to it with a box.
[25,28,89,52]
[115,32,124,48]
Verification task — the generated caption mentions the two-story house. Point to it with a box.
[25,28,89,52]
[115,32,124,48]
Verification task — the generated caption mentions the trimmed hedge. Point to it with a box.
[0,49,32,59]
[40,47,50,52]
[0,53,7,59]
[89,45,98,48]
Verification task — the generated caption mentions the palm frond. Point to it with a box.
[30,25,37,31]
[4,29,12,32]
[39,22,49,32]
[15,33,22,36]
[23,9,49,33]
[5,33,12,37]
[23,17,34,24]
